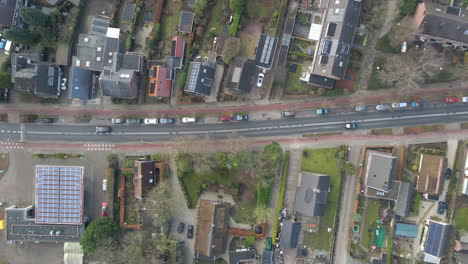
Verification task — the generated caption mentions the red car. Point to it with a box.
[219,116,233,122]
[445,96,459,103]
[101,202,108,216]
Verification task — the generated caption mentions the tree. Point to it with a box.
[317,87,326,96]
[145,182,172,233]
[253,205,271,224]
[194,0,209,15]
[343,163,356,175]
[221,38,240,64]
[230,0,244,14]
[400,0,418,17]
[263,142,283,164]
[244,236,255,247]
[19,7,50,29]
[3,28,37,45]
[176,153,193,175]
[0,72,12,90]
[215,152,229,169]
[80,217,119,254]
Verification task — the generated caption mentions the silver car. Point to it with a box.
[376,104,391,111]
[355,105,368,112]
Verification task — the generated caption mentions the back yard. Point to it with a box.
[301,147,344,252]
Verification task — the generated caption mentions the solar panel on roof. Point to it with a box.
[322,40,332,55]
[445,5,461,16]
[326,23,337,37]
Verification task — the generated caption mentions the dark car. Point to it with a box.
[177,222,185,233]
[41,118,54,123]
[236,114,249,121]
[437,201,446,215]
[445,168,452,180]
[160,118,175,124]
[126,119,141,124]
[187,224,194,238]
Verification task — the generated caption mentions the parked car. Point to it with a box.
[355,105,368,112]
[111,118,125,124]
[187,225,194,239]
[126,119,141,124]
[236,114,249,121]
[410,101,421,107]
[376,104,391,111]
[445,168,452,180]
[41,118,54,123]
[159,118,175,124]
[462,97,468,103]
[345,122,357,129]
[102,179,107,191]
[181,117,197,123]
[101,202,108,216]
[391,102,408,108]
[282,111,295,117]
[0,39,6,50]
[144,118,159,124]
[316,108,329,115]
[178,222,185,233]
[219,116,233,122]
[257,73,265,87]
[437,201,446,215]
[445,96,459,103]
[96,126,111,134]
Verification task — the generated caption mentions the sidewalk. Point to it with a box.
[2,82,468,117]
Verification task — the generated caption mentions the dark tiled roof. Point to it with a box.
[254,35,277,69]
[261,251,273,264]
[395,182,413,217]
[294,172,330,217]
[184,62,215,96]
[0,0,17,27]
[237,59,256,93]
[134,161,157,199]
[91,16,110,37]
[420,14,468,45]
[308,74,336,88]
[229,250,256,264]
[179,11,195,33]
[69,67,94,100]
[122,2,136,22]
[279,220,301,249]
[424,221,450,257]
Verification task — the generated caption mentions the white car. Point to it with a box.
[462,97,468,103]
[181,117,197,123]
[144,118,158,124]
[102,179,107,191]
[391,102,408,108]
[257,73,265,87]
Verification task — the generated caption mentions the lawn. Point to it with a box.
[239,31,259,58]
[160,1,181,53]
[371,128,393,135]
[403,124,445,134]
[205,0,224,37]
[455,207,468,231]
[301,148,342,252]
[232,200,257,224]
[246,0,277,19]
[361,199,380,248]
[367,57,388,90]
[285,64,315,95]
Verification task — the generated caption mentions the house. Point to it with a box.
[294,172,330,217]
[413,1,468,49]
[165,37,185,69]
[395,182,414,218]
[279,219,301,249]
[370,253,387,264]
[261,251,273,264]
[178,11,195,34]
[229,249,256,264]
[417,154,445,195]
[0,0,22,28]
[184,62,216,96]
[148,66,173,98]
[133,161,164,199]
[99,52,143,99]
[423,221,451,264]
[254,35,278,70]
[363,150,401,201]
[10,51,60,98]
[122,2,136,23]
[395,223,418,238]
[69,66,95,100]
[195,200,230,259]
[300,0,361,88]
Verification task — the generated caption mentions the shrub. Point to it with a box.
[54,153,66,159]
[229,13,241,36]
[178,72,187,89]
[123,160,135,168]
[34,154,44,159]
[400,0,418,17]
[244,236,255,247]
[80,217,119,254]
[272,151,289,245]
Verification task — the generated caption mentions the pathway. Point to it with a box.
[283,149,301,211]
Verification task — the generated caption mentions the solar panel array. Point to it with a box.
[35,166,84,225]
[260,36,276,65]
[186,63,200,92]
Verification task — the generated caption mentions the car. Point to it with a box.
[410,101,421,107]
[376,104,391,111]
[219,116,233,122]
[41,118,54,123]
[391,102,408,108]
[345,122,357,129]
[178,222,185,233]
[355,105,368,112]
[182,117,197,123]
[445,96,459,103]
[236,114,249,121]
[257,73,265,87]
[101,202,108,216]
[102,179,107,191]
[445,168,452,180]
[61,78,67,84]
[316,108,329,115]
[187,225,194,239]
[282,111,295,117]
[159,118,175,124]
[96,126,111,134]
[462,97,468,103]
[144,118,159,124]
[111,118,125,124]
[437,201,446,215]
[126,119,141,124]
[0,39,6,50]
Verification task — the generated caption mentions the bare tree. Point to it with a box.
[254,205,272,224]
[144,182,172,233]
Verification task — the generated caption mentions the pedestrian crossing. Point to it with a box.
[0,141,24,149]
[84,144,115,151]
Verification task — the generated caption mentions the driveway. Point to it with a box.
[169,156,196,263]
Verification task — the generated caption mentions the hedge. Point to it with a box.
[229,13,241,37]
[272,151,289,245]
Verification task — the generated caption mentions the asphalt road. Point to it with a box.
[1,104,468,143]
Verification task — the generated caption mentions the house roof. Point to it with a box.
[308,74,336,88]
[0,0,18,27]
[91,16,110,37]
[417,154,444,194]
[195,200,230,257]
[395,223,418,238]
[294,172,330,217]
[261,251,273,264]
[364,150,397,192]
[171,37,185,58]
[254,35,277,69]
[122,2,136,22]
[395,182,413,217]
[366,180,401,201]
[236,59,256,94]
[179,11,195,33]
[279,219,301,249]
[148,66,172,98]
[184,62,216,96]
[229,249,256,264]
[69,67,94,100]
[424,221,450,258]
[134,161,162,199]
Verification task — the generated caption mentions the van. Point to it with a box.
[181,117,197,123]
[4,40,12,55]
[102,179,107,191]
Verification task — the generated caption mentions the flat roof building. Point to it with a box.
[179,11,195,34]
